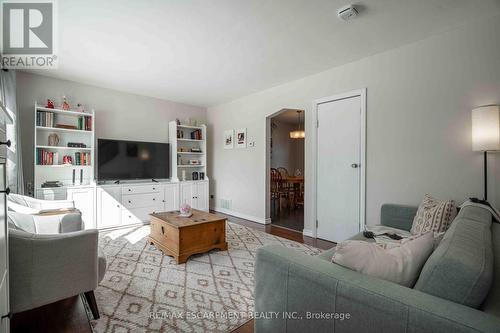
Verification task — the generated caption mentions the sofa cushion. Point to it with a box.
[414,206,493,308]
[332,232,434,287]
[482,221,500,316]
[410,194,457,235]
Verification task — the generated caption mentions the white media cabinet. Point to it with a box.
[35,180,209,229]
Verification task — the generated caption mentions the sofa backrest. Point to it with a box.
[482,221,500,317]
[414,206,494,309]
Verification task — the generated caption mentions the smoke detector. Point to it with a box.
[337,5,358,21]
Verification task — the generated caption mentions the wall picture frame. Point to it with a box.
[224,129,234,149]
[236,128,247,148]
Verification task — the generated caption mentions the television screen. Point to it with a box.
[97,139,170,181]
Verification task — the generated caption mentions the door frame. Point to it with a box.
[310,88,366,239]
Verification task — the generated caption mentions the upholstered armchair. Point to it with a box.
[7,197,107,319]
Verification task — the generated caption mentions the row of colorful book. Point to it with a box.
[36,111,55,127]
[36,149,59,165]
[74,152,91,165]
[78,116,92,131]
[190,129,202,140]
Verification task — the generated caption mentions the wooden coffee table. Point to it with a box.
[149,210,228,264]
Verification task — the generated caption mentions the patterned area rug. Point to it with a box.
[91,221,322,333]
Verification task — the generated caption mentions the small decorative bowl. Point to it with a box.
[179,203,192,217]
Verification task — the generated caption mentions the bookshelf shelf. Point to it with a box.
[177,124,203,130]
[36,106,93,118]
[177,165,205,168]
[176,152,204,155]
[36,126,92,134]
[36,145,91,151]
[177,138,204,142]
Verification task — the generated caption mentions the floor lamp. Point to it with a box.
[472,105,500,202]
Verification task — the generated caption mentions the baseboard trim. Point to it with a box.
[211,207,269,225]
[302,228,314,238]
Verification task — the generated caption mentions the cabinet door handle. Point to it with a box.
[116,205,120,208]
[128,200,131,203]
[153,198,156,201]
[0,140,11,147]
[0,188,10,195]
[128,189,131,192]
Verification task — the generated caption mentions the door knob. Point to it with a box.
[351,163,360,168]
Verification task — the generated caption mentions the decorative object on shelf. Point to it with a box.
[236,128,247,148]
[199,172,205,180]
[181,169,186,181]
[48,133,59,146]
[177,129,184,139]
[188,159,201,165]
[192,172,199,180]
[46,99,55,109]
[190,147,202,153]
[76,103,85,112]
[294,169,302,177]
[62,155,73,165]
[41,181,63,188]
[61,96,71,110]
[67,142,87,148]
[176,118,181,125]
[224,129,234,149]
[179,203,193,217]
[290,110,305,139]
[55,124,78,130]
[471,105,500,201]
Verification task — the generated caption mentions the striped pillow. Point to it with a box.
[410,194,457,235]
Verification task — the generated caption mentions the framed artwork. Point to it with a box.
[236,128,247,148]
[223,129,234,149]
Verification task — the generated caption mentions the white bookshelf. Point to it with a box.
[34,102,95,190]
[169,121,207,182]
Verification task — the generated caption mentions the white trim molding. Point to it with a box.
[308,88,367,239]
[212,206,271,225]
[302,228,314,237]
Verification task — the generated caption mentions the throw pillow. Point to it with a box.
[332,232,434,287]
[410,194,457,235]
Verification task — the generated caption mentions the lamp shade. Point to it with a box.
[472,105,500,152]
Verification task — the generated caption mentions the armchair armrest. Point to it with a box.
[8,193,75,211]
[8,211,84,234]
[9,229,99,313]
[255,246,500,333]
[380,204,418,231]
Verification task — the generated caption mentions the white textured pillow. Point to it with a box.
[410,194,457,235]
[331,232,434,287]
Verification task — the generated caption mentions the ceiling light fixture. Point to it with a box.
[290,110,305,139]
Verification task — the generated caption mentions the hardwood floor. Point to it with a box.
[11,295,91,333]
[11,212,335,333]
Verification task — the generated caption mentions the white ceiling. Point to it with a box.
[27,0,500,107]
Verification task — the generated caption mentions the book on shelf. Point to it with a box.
[74,152,91,166]
[36,111,54,127]
[190,129,202,140]
[77,116,92,131]
[36,149,59,165]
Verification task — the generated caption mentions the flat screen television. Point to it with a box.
[97,139,170,181]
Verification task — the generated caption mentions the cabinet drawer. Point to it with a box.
[122,184,162,195]
[122,192,163,209]
[121,205,163,224]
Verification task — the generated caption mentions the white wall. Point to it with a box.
[207,15,500,231]
[270,120,304,174]
[17,72,206,192]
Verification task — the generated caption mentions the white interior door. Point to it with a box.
[317,95,363,242]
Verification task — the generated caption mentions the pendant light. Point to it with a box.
[289,110,305,139]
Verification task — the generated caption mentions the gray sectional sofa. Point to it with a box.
[254,204,500,332]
